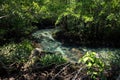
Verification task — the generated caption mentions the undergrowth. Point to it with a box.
[0,40,33,65]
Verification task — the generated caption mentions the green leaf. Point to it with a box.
[87,62,92,67]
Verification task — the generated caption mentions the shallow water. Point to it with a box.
[32,28,120,63]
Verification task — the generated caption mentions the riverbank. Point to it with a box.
[0,28,120,80]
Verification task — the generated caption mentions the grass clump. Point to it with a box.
[39,54,67,67]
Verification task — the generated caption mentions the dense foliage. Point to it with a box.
[55,0,120,47]
[0,0,120,46]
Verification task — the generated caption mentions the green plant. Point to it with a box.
[0,40,33,65]
[39,54,66,67]
[78,51,105,79]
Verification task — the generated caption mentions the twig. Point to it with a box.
[72,66,86,80]
[55,62,69,69]
[50,62,69,75]
[51,63,70,80]
[9,62,16,67]
[64,71,77,78]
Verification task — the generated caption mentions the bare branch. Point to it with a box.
[72,66,86,80]
[51,63,70,80]
[0,15,9,19]
[64,71,77,78]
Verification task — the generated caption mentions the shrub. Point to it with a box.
[78,51,105,79]
[0,40,33,65]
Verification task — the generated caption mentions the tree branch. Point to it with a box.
[0,15,9,19]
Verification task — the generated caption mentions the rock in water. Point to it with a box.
[71,48,84,58]
[32,41,43,48]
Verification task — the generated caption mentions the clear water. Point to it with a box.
[32,28,120,63]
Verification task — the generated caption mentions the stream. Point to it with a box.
[32,28,120,63]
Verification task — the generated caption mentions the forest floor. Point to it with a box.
[0,57,119,80]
